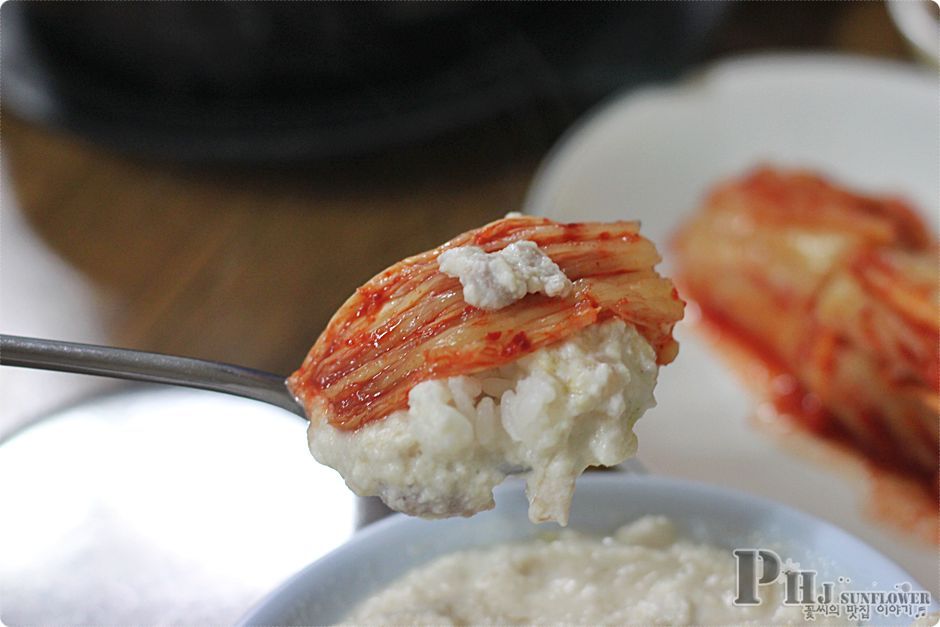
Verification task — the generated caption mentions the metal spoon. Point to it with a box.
[0,334,305,417]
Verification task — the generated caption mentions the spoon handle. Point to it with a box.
[0,335,305,417]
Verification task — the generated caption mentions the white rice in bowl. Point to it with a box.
[306,318,658,524]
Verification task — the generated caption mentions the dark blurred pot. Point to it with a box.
[2,2,727,162]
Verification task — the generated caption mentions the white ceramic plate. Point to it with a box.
[524,53,939,594]
[240,473,928,625]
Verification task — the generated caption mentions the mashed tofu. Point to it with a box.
[437,241,573,310]
[346,516,805,625]
[307,318,657,524]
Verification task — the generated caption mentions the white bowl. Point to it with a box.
[238,474,929,625]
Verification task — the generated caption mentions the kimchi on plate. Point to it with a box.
[674,167,938,540]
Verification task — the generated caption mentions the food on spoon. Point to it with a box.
[288,215,684,524]
[345,516,804,625]
[673,167,939,529]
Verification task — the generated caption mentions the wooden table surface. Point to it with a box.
[1,1,912,430]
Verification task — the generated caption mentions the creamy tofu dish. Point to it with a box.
[288,217,684,524]
[345,516,805,625]
[437,240,573,310]
[308,316,657,524]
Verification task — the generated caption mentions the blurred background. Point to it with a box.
[1,1,926,399]
[0,1,936,624]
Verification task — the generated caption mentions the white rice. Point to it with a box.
[307,318,658,525]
